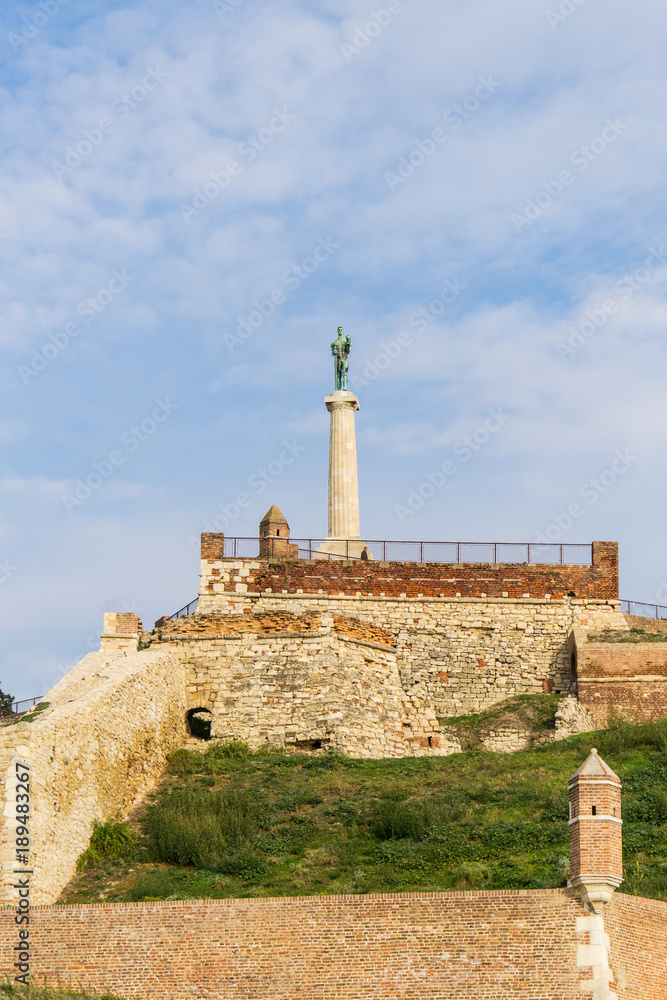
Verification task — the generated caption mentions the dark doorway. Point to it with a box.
[187,707,212,740]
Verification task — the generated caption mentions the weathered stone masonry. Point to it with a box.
[0,649,185,906]
[0,538,639,907]
[194,537,626,723]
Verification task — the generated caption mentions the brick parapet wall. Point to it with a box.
[201,532,226,560]
[0,889,663,999]
[574,632,667,726]
[198,537,618,601]
[200,556,617,601]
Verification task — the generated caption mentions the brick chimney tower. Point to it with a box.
[569,748,623,912]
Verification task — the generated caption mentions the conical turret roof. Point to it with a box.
[570,747,620,782]
[260,505,289,525]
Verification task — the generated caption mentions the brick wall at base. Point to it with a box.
[0,889,664,1000]
[605,894,667,1000]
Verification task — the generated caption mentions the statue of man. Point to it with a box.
[331,325,351,391]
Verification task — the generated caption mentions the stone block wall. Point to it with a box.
[573,629,667,726]
[160,613,452,757]
[191,589,627,716]
[0,889,664,999]
[0,648,185,906]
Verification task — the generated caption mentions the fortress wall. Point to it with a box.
[0,890,589,1000]
[605,894,667,1000]
[177,627,456,757]
[0,649,186,906]
[187,595,627,717]
[198,540,618,602]
[1,888,663,1000]
[574,631,667,726]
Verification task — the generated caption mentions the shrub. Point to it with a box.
[143,787,263,868]
[368,798,450,840]
[77,821,137,871]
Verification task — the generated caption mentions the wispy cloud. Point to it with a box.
[2,0,667,695]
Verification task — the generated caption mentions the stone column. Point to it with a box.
[316,390,367,559]
[326,390,360,539]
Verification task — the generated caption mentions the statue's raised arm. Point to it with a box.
[331,325,351,391]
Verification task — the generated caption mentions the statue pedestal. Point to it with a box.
[314,538,369,561]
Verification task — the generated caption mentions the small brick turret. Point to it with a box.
[100,612,142,652]
[569,747,623,912]
[259,505,297,560]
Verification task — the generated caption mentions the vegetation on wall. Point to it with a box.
[588,627,667,643]
[60,713,667,907]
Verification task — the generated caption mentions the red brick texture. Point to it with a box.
[157,611,395,648]
[605,893,667,1000]
[200,538,618,600]
[231,553,617,602]
[201,533,226,560]
[0,889,663,999]
[569,774,623,883]
[112,613,142,635]
[575,635,667,726]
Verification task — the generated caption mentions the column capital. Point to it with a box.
[325,391,359,412]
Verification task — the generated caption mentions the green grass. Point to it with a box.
[6,702,51,725]
[0,981,125,999]
[439,693,560,749]
[59,717,667,906]
[589,627,667,643]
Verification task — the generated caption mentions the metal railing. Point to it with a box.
[161,540,594,624]
[620,600,667,621]
[171,597,199,619]
[221,537,594,566]
[0,696,45,718]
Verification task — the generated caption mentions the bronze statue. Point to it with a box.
[331,325,351,391]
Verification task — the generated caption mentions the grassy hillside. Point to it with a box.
[0,983,125,999]
[60,709,667,906]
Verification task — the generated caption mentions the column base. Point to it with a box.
[314,539,371,561]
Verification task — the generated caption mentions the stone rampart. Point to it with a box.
[173,620,452,757]
[0,648,185,906]
[0,889,664,999]
[190,591,627,717]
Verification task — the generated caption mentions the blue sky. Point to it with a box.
[2,0,667,699]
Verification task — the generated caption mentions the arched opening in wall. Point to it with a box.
[187,708,212,740]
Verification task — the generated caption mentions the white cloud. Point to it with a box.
[2,0,667,691]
